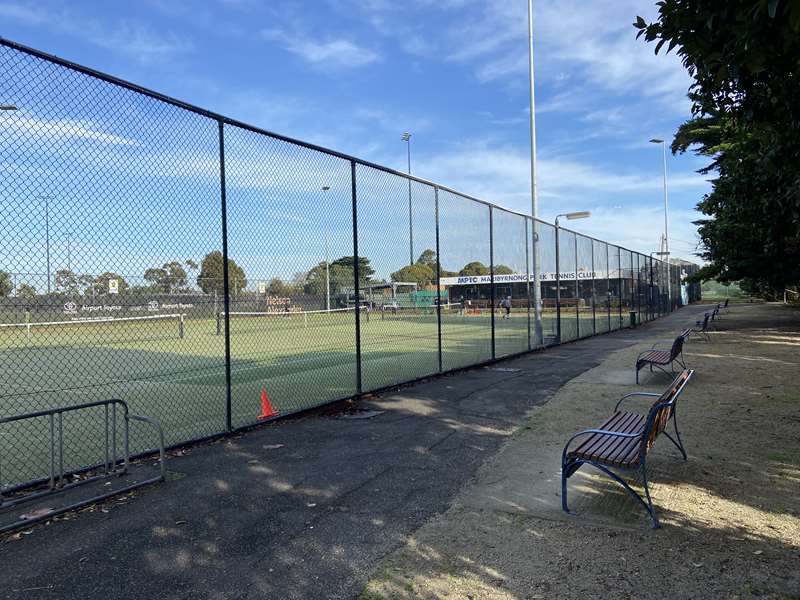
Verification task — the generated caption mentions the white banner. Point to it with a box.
[439,271,623,286]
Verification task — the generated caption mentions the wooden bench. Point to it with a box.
[690,312,711,342]
[561,370,694,528]
[635,333,687,384]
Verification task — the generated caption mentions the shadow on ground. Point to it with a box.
[1,305,718,600]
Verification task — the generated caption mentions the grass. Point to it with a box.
[0,307,633,488]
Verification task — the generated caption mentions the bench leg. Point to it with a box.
[664,407,687,461]
[641,463,660,529]
[564,460,658,528]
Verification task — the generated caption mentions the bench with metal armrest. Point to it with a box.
[561,370,694,528]
[634,333,687,384]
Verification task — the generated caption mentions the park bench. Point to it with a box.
[689,312,711,342]
[561,369,694,528]
[722,298,730,314]
[634,333,687,384]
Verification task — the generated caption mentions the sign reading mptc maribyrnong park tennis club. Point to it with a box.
[439,271,623,286]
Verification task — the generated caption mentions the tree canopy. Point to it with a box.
[0,271,12,297]
[458,262,490,276]
[636,0,800,296]
[197,251,247,296]
[390,263,435,285]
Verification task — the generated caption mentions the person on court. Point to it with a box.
[499,295,512,319]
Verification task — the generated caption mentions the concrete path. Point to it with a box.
[0,307,707,600]
[363,302,800,600]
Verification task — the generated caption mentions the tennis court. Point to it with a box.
[0,38,688,495]
[0,305,588,487]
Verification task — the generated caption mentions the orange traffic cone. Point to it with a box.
[258,387,279,420]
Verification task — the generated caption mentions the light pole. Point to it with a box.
[65,232,72,271]
[38,195,54,294]
[650,138,671,305]
[554,211,590,342]
[402,132,413,265]
[322,185,331,311]
[527,0,543,344]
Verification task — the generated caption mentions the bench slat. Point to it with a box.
[568,411,646,468]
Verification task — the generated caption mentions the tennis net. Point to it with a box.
[0,313,186,344]
[218,306,369,335]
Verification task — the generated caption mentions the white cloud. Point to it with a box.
[438,0,691,113]
[412,140,709,257]
[1,115,139,146]
[0,2,192,61]
[261,28,380,68]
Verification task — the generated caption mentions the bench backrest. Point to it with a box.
[643,370,694,453]
[669,334,685,360]
[723,298,729,308]
[701,312,710,330]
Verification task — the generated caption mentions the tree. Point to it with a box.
[494,265,514,275]
[636,1,800,295]
[303,262,354,297]
[0,271,12,297]
[144,261,188,293]
[390,263,435,285]
[197,251,247,296]
[265,278,295,297]
[459,262,490,276]
[330,256,375,284]
[92,272,129,296]
[416,249,437,271]
[54,269,81,295]
[16,283,36,299]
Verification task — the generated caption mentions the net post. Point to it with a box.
[351,160,362,394]
[434,186,443,373]
[218,119,233,432]
[489,206,495,360]
[178,313,185,339]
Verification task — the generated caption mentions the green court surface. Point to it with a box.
[0,308,624,487]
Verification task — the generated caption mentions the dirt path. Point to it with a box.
[361,303,800,600]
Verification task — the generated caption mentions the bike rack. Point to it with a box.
[0,399,166,534]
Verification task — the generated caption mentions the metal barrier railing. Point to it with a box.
[0,399,165,534]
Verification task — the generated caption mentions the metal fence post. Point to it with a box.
[525,218,531,351]
[218,120,233,432]
[555,224,561,344]
[591,241,596,335]
[434,186,443,372]
[617,247,623,328]
[351,160,362,394]
[606,244,612,331]
[574,233,579,336]
[489,206,496,359]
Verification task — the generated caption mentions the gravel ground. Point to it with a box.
[361,303,800,600]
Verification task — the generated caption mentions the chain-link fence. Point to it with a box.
[0,38,698,490]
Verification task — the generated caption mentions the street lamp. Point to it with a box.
[401,131,413,265]
[322,185,331,311]
[649,137,671,305]
[553,211,591,342]
[527,0,542,344]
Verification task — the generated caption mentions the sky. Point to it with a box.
[0,0,710,287]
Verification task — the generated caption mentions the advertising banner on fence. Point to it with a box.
[439,270,624,286]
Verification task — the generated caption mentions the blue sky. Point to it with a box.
[0,0,709,286]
